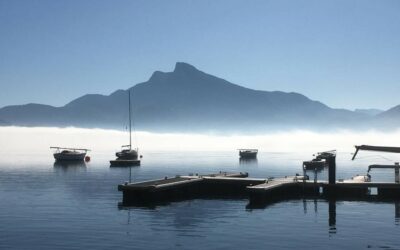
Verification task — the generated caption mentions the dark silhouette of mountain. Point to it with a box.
[0,62,382,132]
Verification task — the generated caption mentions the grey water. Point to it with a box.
[1,150,400,250]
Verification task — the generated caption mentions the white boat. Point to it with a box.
[110,89,140,166]
[51,147,90,161]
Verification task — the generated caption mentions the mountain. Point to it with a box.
[376,105,400,122]
[0,62,380,132]
[354,109,383,116]
[0,118,10,125]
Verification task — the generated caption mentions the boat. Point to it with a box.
[115,145,138,160]
[238,149,258,159]
[50,147,90,161]
[110,89,141,166]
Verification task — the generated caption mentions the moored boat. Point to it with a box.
[238,149,258,159]
[115,145,138,160]
[50,147,90,161]
[110,89,141,166]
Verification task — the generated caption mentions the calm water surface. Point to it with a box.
[1,150,400,249]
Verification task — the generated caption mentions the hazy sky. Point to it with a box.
[0,0,399,110]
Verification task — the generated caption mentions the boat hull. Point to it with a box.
[53,152,86,161]
[116,150,138,160]
[239,151,258,159]
[110,159,141,167]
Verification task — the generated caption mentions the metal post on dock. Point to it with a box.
[129,166,132,183]
[314,168,318,183]
[327,156,336,185]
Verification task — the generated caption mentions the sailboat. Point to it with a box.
[110,89,141,166]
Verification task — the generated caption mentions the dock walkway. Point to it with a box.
[119,171,400,206]
[118,172,254,204]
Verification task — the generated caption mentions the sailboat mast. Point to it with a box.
[128,89,132,149]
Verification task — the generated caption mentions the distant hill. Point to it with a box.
[376,105,400,123]
[0,118,10,126]
[354,109,383,116]
[0,62,394,132]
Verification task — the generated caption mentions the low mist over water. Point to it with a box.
[1,126,400,154]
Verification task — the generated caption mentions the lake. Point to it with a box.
[0,147,400,249]
[1,146,400,249]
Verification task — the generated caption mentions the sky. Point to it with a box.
[0,0,399,110]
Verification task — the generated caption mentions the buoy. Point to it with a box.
[85,156,91,162]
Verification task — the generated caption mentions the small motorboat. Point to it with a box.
[238,149,258,159]
[50,147,90,161]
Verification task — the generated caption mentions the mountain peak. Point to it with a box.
[148,62,199,82]
[149,70,166,81]
[173,62,198,73]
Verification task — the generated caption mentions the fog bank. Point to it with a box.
[1,127,400,155]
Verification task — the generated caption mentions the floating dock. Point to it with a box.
[119,172,400,206]
[118,146,400,206]
[118,172,258,204]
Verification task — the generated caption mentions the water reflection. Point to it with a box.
[328,199,336,234]
[120,199,245,233]
[302,198,336,234]
[302,199,319,214]
[396,202,400,225]
[248,197,400,235]
[53,161,86,172]
[239,158,258,166]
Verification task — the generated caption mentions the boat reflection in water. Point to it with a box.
[239,157,258,166]
[53,160,87,173]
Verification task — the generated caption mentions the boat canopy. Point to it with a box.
[50,147,90,152]
[368,164,400,172]
[352,145,400,160]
